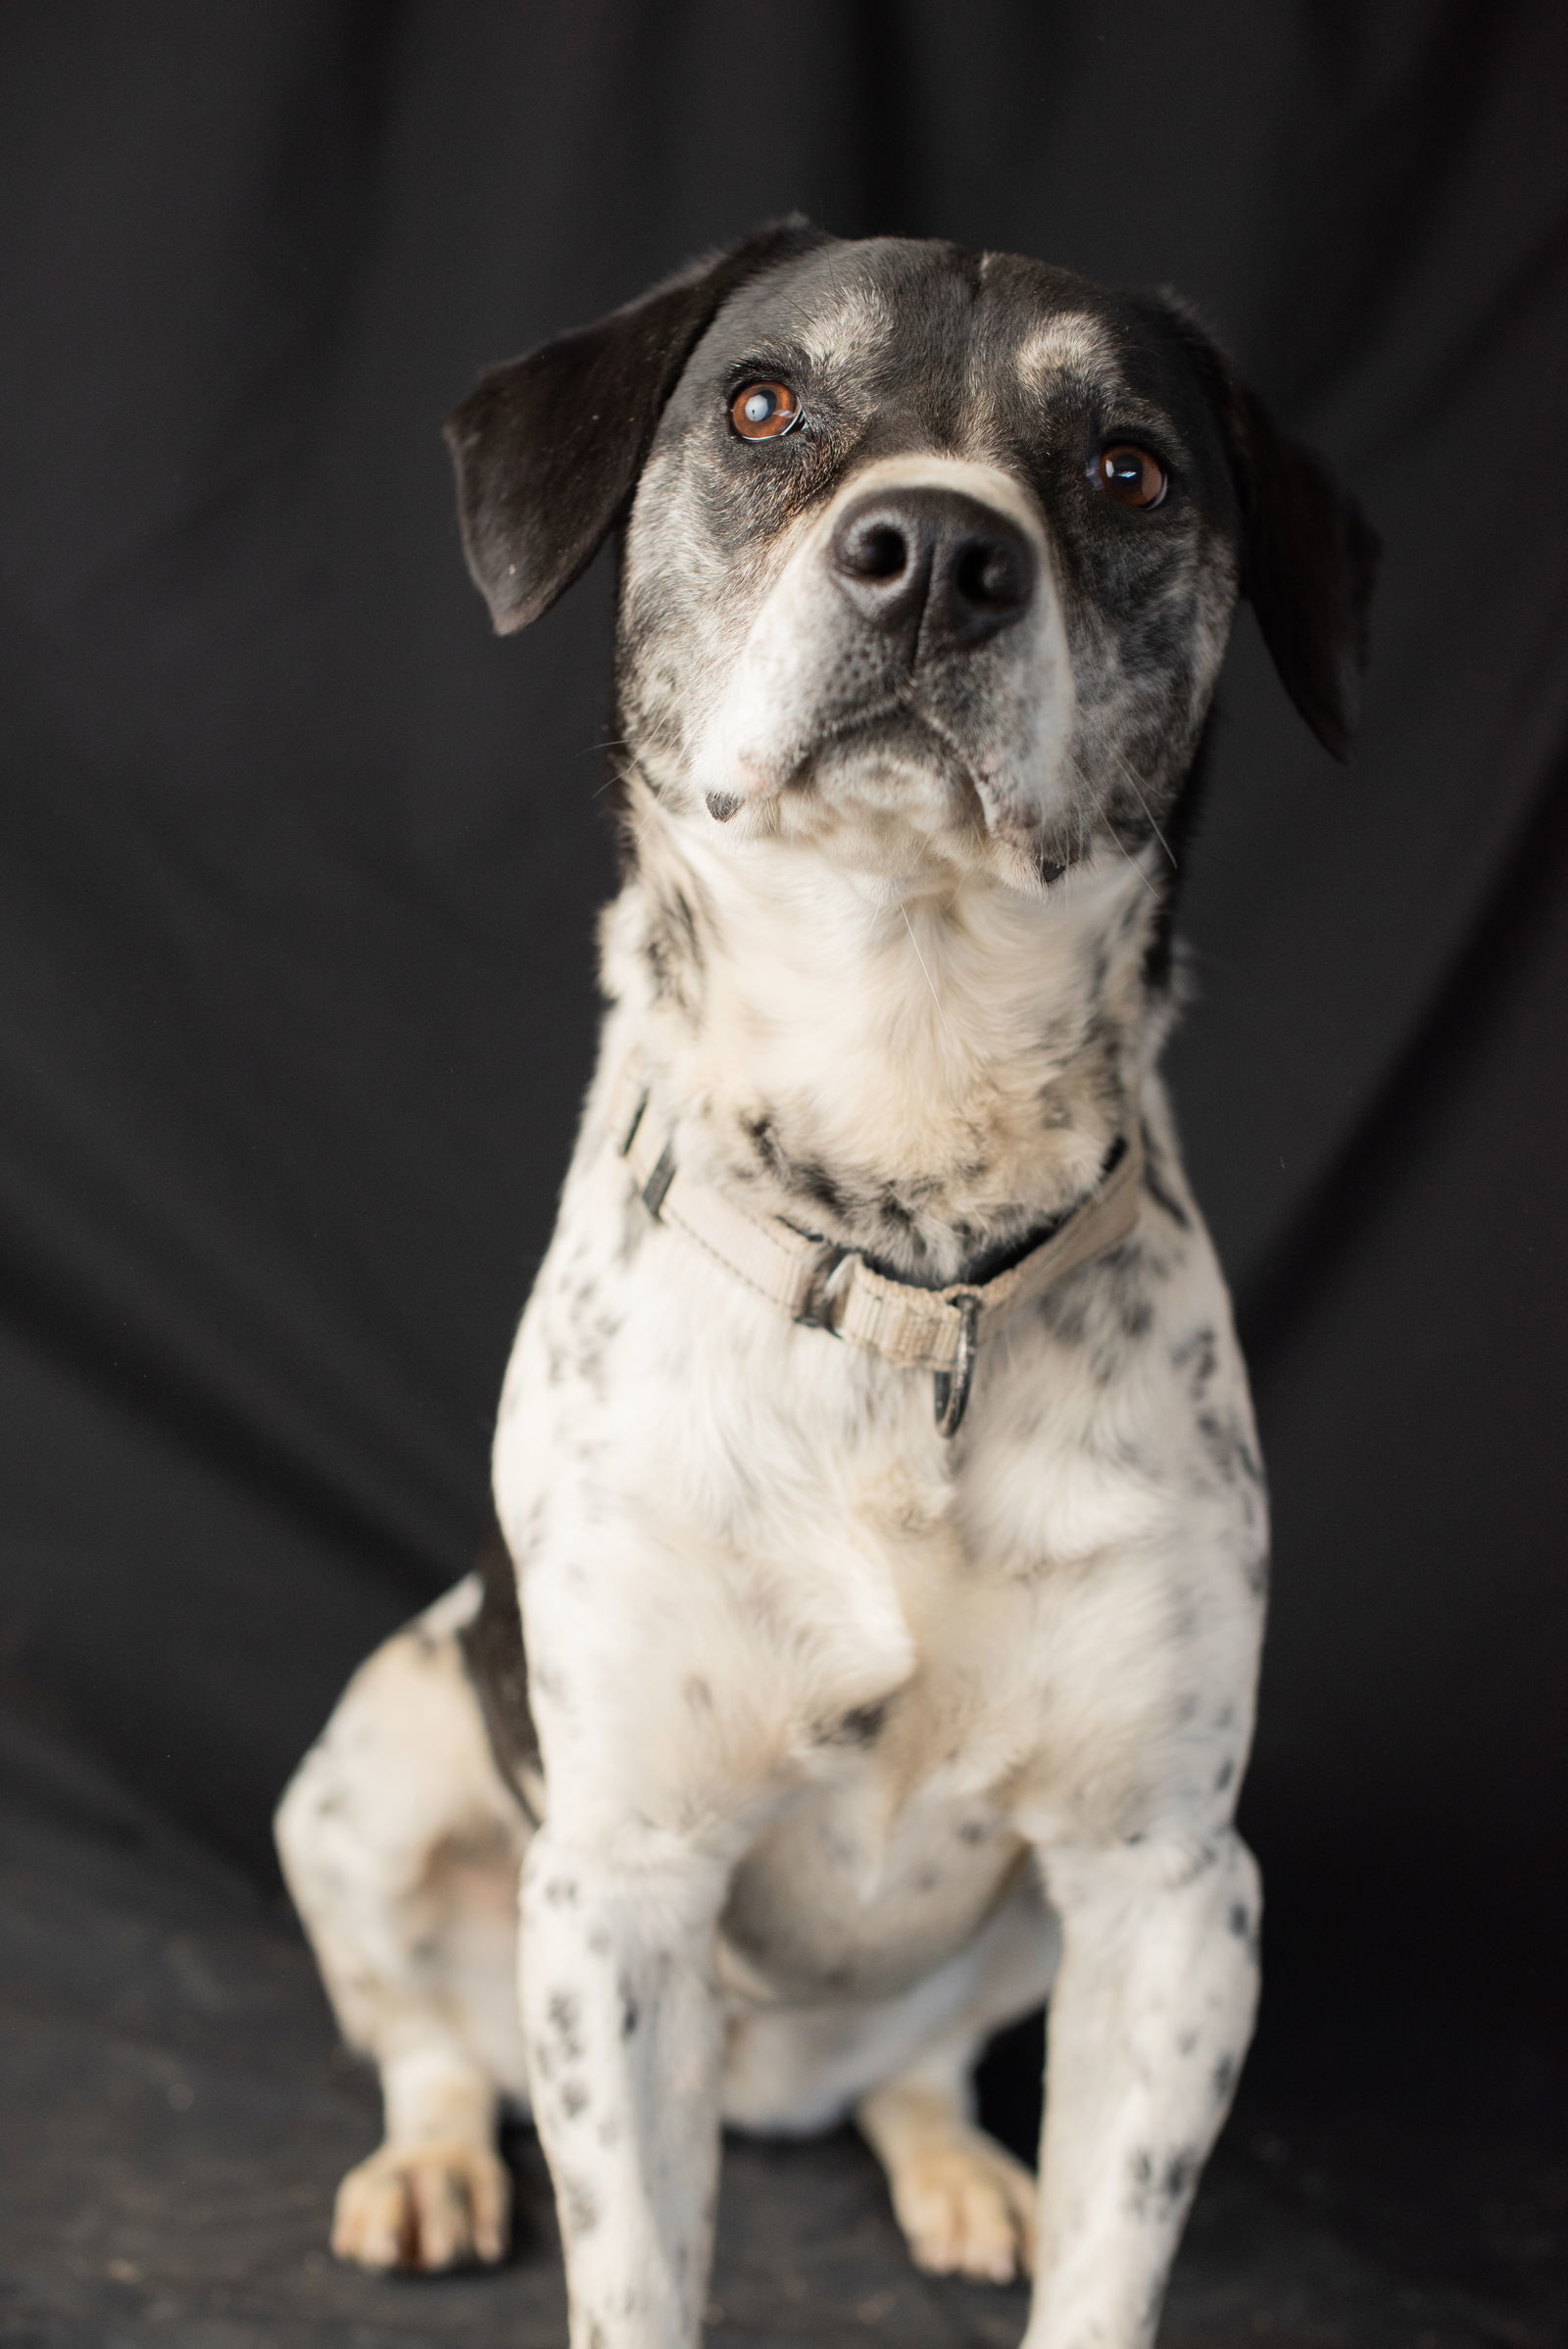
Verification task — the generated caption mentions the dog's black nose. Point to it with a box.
[828,487,1035,658]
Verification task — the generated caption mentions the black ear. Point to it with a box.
[445,218,827,633]
[1146,295,1380,761]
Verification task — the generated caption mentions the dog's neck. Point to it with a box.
[600,781,1165,1287]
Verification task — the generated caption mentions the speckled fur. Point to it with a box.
[271,230,1369,2349]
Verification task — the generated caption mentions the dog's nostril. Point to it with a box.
[841,521,908,581]
[956,539,1027,612]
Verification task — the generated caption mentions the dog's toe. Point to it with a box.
[331,2140,511,2273]
[890,2127,1036,2285]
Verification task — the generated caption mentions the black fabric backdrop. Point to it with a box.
[2,0,1566,2208]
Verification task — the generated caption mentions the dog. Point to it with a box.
[276,220,1374,2348]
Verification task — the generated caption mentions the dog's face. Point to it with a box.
[448,223,1376,890]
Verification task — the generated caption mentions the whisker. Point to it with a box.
[1109,827,1160,900]
[901,903,963,1052]
[1106,751,1177,870]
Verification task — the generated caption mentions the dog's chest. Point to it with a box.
[717,1667,1035,2005]
[705,1484,1113,2005]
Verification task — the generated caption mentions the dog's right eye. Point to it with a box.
[730,381,803,441]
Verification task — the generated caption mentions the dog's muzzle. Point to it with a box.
[828,487,1036,664]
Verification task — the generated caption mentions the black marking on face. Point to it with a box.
[615,237,1266,858]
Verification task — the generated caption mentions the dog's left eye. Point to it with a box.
[1094,444,1168,510]
[730,381,803,441]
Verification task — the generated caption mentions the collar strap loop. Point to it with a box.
[610,1059,1144,1432]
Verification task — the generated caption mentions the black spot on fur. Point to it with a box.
[548,1989,585,2061]
[1141,1128,1194,1230]
[1162,2148,1199,2206]
[957,1819,987,1845]
[1171,1325,1217,1395]
[827,1700,888,1745]
[459,1518,541,1821]
[1198,1406,1264,1493]
[1213,1756,1236,1793]
[1228,1902,1260,1957]
[562,2175,600,2236]
[1130,2142,1200,2219]
[1212,2053,1237,2104]
[620,1990,641,2038]
[560,2076,590,2120]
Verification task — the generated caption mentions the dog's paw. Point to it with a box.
[331,2139,511,2273]
[888,2126,1036,2284]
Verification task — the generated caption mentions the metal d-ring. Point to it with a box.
[932,1292,982,1436]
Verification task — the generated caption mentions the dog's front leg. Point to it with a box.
[1022,1830,1260,2349]
[520,1817,729,2349]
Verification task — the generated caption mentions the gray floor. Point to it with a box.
[2,1720,1562,2349]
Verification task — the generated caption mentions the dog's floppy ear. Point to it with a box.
[445,218,827,633]
[1145,295,1380,761]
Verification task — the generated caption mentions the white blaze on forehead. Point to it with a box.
[820,451,1050,553]
[1016,312,1119,387]
[797,281,896,370]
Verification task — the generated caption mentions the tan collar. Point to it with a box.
[608,1059,1144,1435]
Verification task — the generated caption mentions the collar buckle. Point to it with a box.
[932,1292,982,1436]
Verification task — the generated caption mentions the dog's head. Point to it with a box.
[447,222,1376,890]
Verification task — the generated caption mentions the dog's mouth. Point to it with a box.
[782,700,985,820]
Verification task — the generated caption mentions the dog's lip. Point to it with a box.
[768,695,988,812]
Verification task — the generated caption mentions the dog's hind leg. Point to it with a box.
[275,1577,530,2273]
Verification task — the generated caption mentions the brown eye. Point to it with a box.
[1095,444,1168,510]
[730,380,802,441]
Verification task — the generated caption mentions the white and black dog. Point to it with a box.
[277,221,1374,2349]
